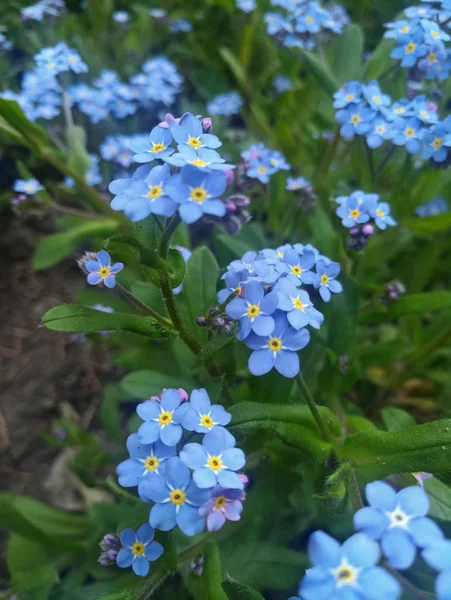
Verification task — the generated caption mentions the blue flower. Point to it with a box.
[354,481,444,570]
[164,147,234,171]
[362,81,391,111]
[130,126,174,162]
[336,103,376,140]
[312,259,342,302]
[85,250,124,288]
[180,428,245,489]
[422,122,449,162]
[279,247,316,285]
[165,165,227,224]
[110,164,178,221]
[13,178,44,195]
[116,525,163,576]
[246,159,274,183]
[336,194,371,228]
[199,485,245,531]
[179,388,231,434]
[113,10,129,23]
[207,91,243,116]
[170,113,221,152]
[421,19,450,43]
[367,200,397,230]
[392,116,424,154]
[391,28,429,68]
[299,531,401,600]
[142,457,210,536]
[333,81,362,109]
[418,45,451,80]
[273,75,293,93]
[415,196,449,217]
[245,312,310,378]
[137,388,189,446]
[237,0,256,12]
[275,279,324,330]
[366,118,395,149]
[226,279,279,339]
[116,433,176,501]
[217,269,248,303]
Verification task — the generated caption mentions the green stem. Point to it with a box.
[295,373,331,441]
[51,202,103,220]
[385,566,430,600]
[159,214,181,259]
[347,464,364,509]
[375,146,397,180]
[115,283,173,330]
[364,141,375,189]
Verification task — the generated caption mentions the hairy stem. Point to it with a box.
[115,283,173,330]
[295,373,331,441]
[159,214,181,259]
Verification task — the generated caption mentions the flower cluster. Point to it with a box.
[265,0,350,51]
[334,80,451,163]
[21,0,65,21]
[237,0,256,13]
[241,143,290,184]
[35,42,87,77]
[415,195,449,216]
[207,91,243,116]
[379,281,406,304]
[384,12,451,80]
[13,178,44,196]
[335,191,397,231]
[114,388,247,575]
[290,480,451,600]
[100,134,143,169]
[219,243,342,378]
[108,113,235,224]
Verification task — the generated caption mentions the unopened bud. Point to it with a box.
[201,117,213,133]
[197,317,207,327]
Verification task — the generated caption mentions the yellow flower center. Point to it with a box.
[25,184,34,191]
[372,95,381,104]
[170,489,186,505]
[432,138,443,149]
[268,337,282,352]
[270,158,278,166]
[405,42,417,53]
[335,566,356,585]
[350,114,361,124]
[405,128,415,138]
[247,304,260,317]
[159,411,173,425]
[191,158,206,167]
[191,187,207,202]
[208,456,222,471]
[376,208,385,217]
[200,415,213,429]
[152,143,165,153]
[376,125,385,134]
[321,274,329,285]
[306,16,313,23]
[258,166,267,174]
[148,185,162,199]
[431,30,439,39]
[235,285,242,295]
[188,137,201,148]
[345,93,354,102]
[428,52,437,63]
[291,265,302,276]
[214,495,227,509]
[350,209,360,219]
[395,108,405,114]
[99,267,110,277]
[132,542,145,556]
[400,26,410,33]
[144,456,159,471]
[293,298,304,310]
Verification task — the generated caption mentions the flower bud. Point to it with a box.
[201,117,213,133]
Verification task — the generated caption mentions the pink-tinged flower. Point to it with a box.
[84,251,124,288]
[150,388,188,403]
[412,472,433,487]
[238,473,249,486]
[199,486,245,532]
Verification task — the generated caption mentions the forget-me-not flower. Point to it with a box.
[170,113,221,151]
[180,388,231,434]
[226,279,279,339]
[85,250,124,288]
[116,524,163,576]
[276,279,324,330]
[137,388,189,446]
[130,126,174,162]
[311,259,342,302]
[199,485,245,531]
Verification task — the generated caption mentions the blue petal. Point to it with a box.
[160,423,182,446]
[179,202,203,224]
[161,389,182,411]
[117,459,142,487]
[365,481,397,511]
[397,486,429,517]
[85,260,100,272]
[202,199,226,216]
[117,548,134,568]
[221,448,246,471]
[252,314,275,336]
[136,523,154,544]
[381,528,416,570]
[120,528,136,547]
[181,408,200,431]
[203,428,228,454]
[422,539,451,571]
[275,350,300,378]
[217,469,244,489]
[138,421,161,444]
[97,250,111,267]
[341,533,380,568]
[354,506,389,539]
[176,503,206,536]
[244,280,265,304]
[185,479,212,506]
[409,516,444,547]
[137,400,160,421]
[103,274,117,288]
[190,389,211,413]
[140,473,169,503]
[299,566,335,600]
[210,405,231,426]
[193,467,217,488]
[436,570,451,600]
[249,349,274,376]
[165,456,191,489]
[145,540,164,562]
[358,566,401,600]
[180,443,207,469]
[150,502,176,531]
[87,273,102,285]
[132,556,150,576]
[307,531,341,568]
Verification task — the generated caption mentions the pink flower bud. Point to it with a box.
[362,224,375,236]
[178,388,189,402]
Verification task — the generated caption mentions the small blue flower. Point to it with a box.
[13,178,44,195]
[130,126,174,162]
[164,146,234,171]
[273,75,293,93]
[422,122,449,162]
[207,91,243,116]
[279,247,316,285]
[336,103,376,140]
[116,524,164,576]
[391,28,429,68]
[366,118,395,149]
[367,200,397,230]
[275,279,324,330]
[336,194,371,228]
[226,279,279,339]
[237,0,256,12]
[392,116,424,155]
[165,165,227,224]
[246,159,274,183]
[421,18,450,43]
[113,10,129,23]
[85,250,124,288]
[180,388,231,434]
[116,433,176,501]
[312,259,342,302]
[142,457,210,536]
[217,269,248,304]
[362,81,392,111]
[137,388,189,446]
[333,81,362,109]
[180,428,246,489]
[170,113,221,152]
[299,531,401,600]
[245,312,310,378]
[199,485,245,531]
[415,196,449,217]
[354,481,444,570]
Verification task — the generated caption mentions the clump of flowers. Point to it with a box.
[265,0,350,50]
[21,0,65,21]
[111,388,247,575]
[241,143,290,184]
[415,196,449,216]
[335,191,397,232]
[207,91,243,116]
[379,281,406,304]
[218,243,342,378]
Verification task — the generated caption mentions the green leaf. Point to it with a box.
[33,220,120,270]
[0,98,50,150]
[323,274,359,355]
[66,125,91,175]
[7,535,59,600]
[387,292,451,317]
[42,305,176,338]
[407,211,451,236]
[195,333,236,367]
[382,408,416,432]
[222,581,264,600]
[178,247,219,342]
[219,47,248,92]
[362,38,394,81]
[340,419,451,478]
[121,369,195,398]
[300,50,339,96]
[0,493,90,549]
[183,544,228,600]
[333,24,364,83]
[424,478,451,521]
[229,402,339,460]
